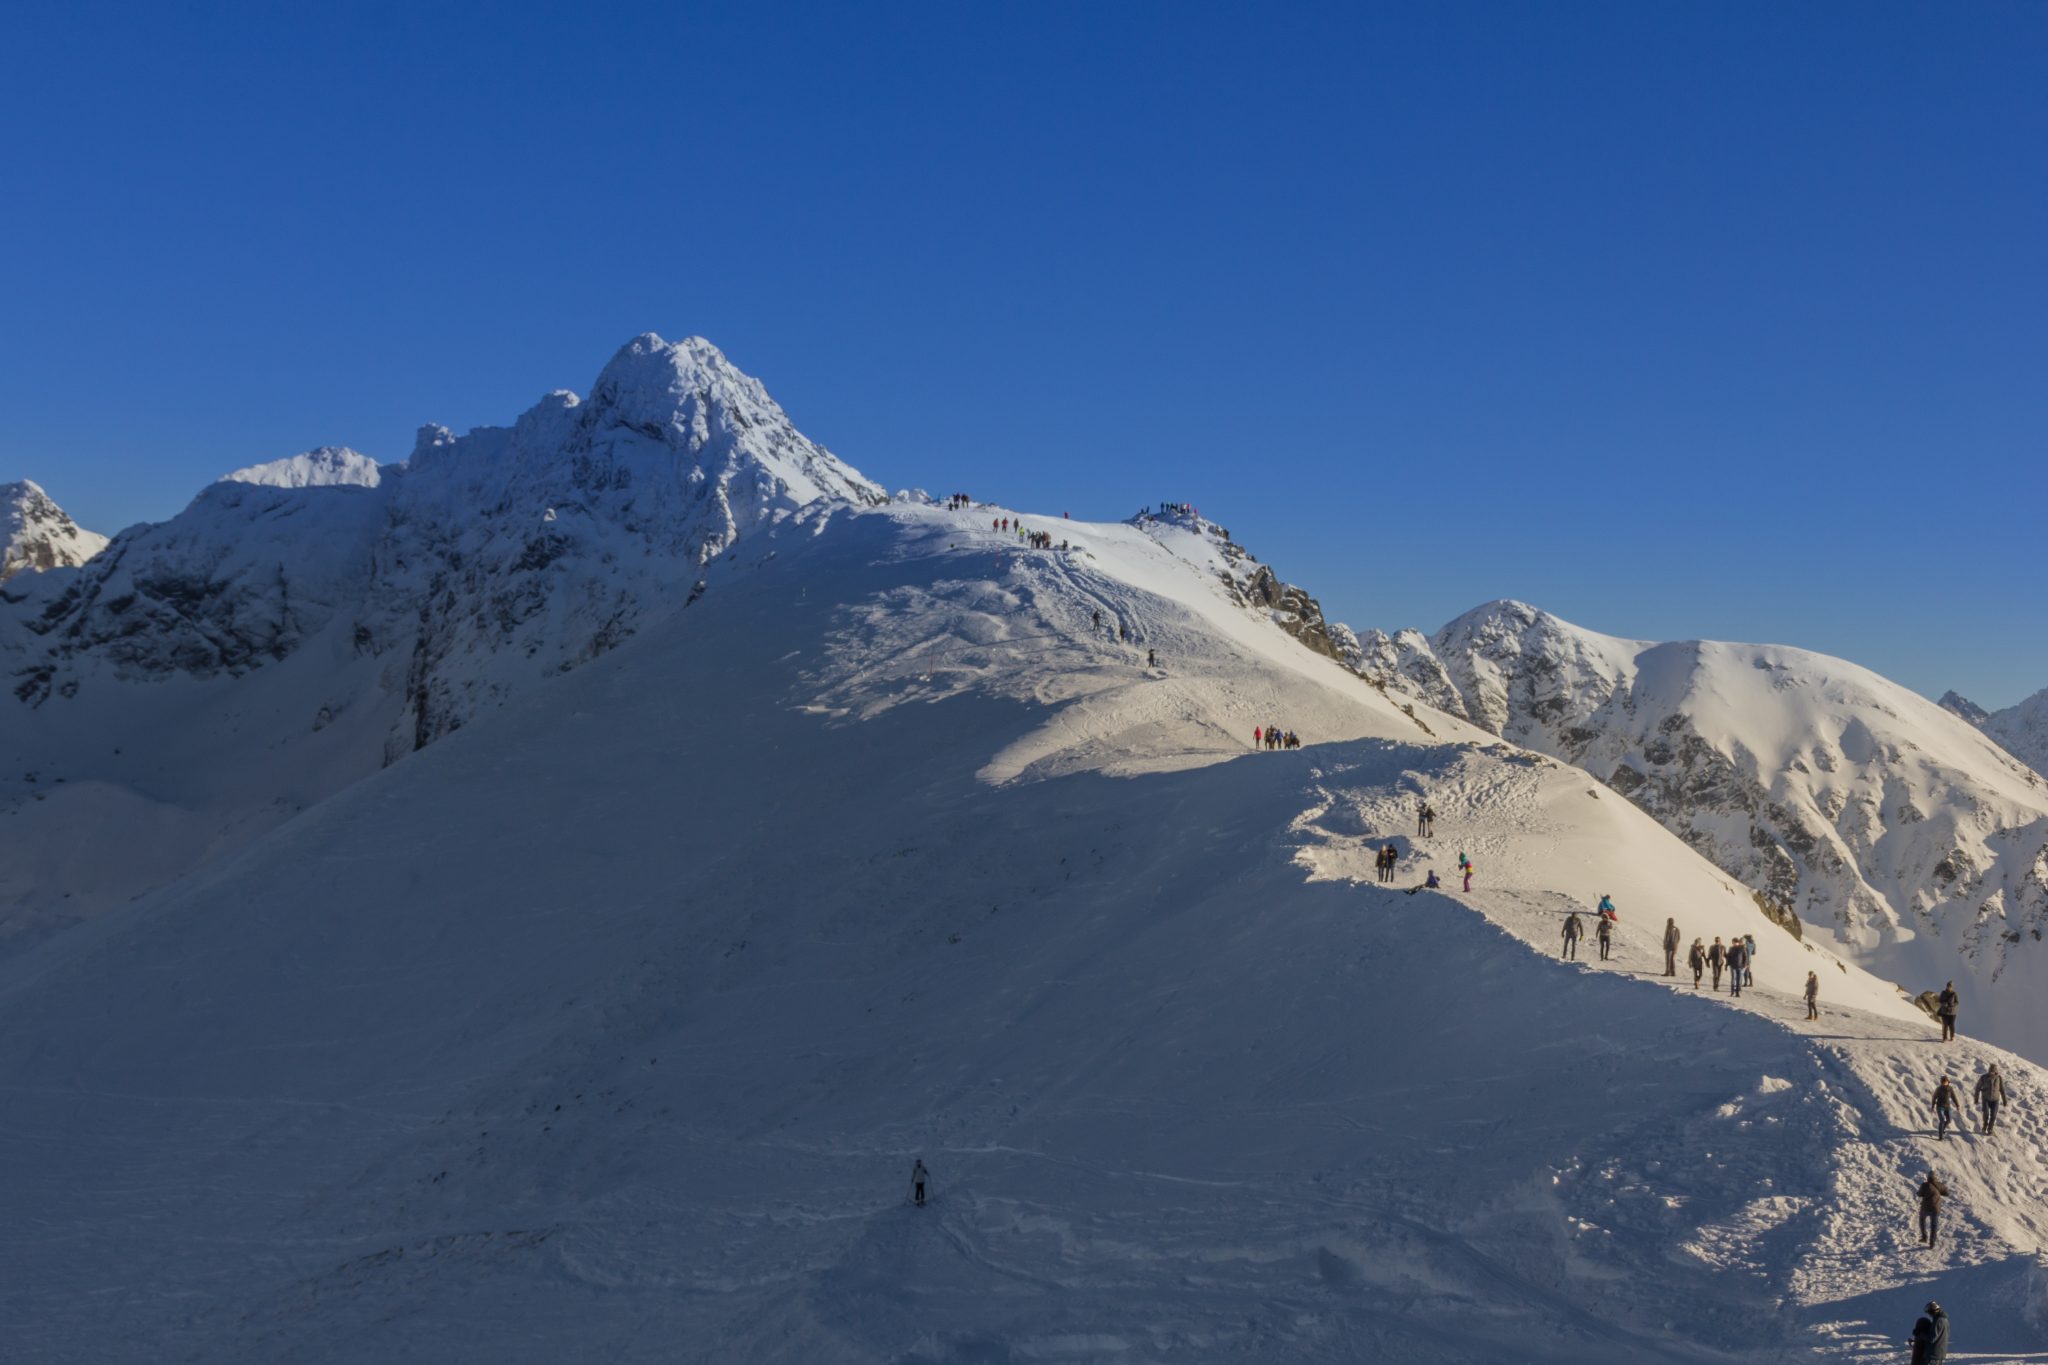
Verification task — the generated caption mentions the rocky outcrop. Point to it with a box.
[1,481,107,583]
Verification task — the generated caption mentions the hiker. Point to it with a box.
[1662,918,1681,977]
[1804,970,1820,1020]
[1561,912,1584,960]
[1741,933,1757,986]
[1596,894,1617,919]
[1916,1172,1948,1247]
[1596,913,1613,961]
[1932,1077,1964,1141]
[1688,938,1707,989]
[1253,726,1261,748]
[1726,937,1749,998]
[1146,648,1156,668]
[1093,609,1102,630]
[1974,1064,2006,1135]
[1936,982,1960,1043]
[1708,937,1727,991]
[912,1158,930,1208]
[1909,1300,1949,1363]
[1416,801,1428,836]
[1462,862,1474,893]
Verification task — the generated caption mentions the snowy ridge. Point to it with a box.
[1353,599,2048,1059]
[0,479,107,582]
[5,498,2047,1361]
[0,334,883,942]
[222,445,384,488]
[1947,686,2048,782]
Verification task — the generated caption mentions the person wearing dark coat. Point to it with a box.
[1662,918,1681,977]
[1804,971,1820,1021]
[911,1158,930,1208]
[1916,1172,1948,1247]
[1707,938,1727,991]
[1561,912,1584,960]
[1725,939,1750,997]
[1974,1064,2007,1135]
[1932,1077,1962,1141]
[1596,915,1613,961]
[1936,982,1960,1042]
[1688,939,1706,989]
[1909,1300,1949,1363]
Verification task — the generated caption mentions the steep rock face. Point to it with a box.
[1945,686,2048,780]
[1940,690,1992,727]
[222,446,384,489]
[1347,626,1471,721]
[1347,600,2048,1012]
[0,481,107,583]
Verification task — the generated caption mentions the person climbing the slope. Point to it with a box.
[1462,861,1474,893]
[1726,937,1749,998]
[1909,1300,1949,1363]
[1974,1064,2006,1135]
[911,1158,930,1208]
[1804,970,1820,1021]
[1741,932,1757,986]
[1936,982,1960,1043]
[1561,911,1584,960]
[1596,894,1617,919]
[1662,918,1681,977]
[1708,937,1727,991]
[1688,938,1707,989]
[1916,1172,1948,1247]
[1596,912,1613,961]
[1932,1077,1963,1141]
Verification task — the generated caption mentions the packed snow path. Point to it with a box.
[4,504,2046,1362]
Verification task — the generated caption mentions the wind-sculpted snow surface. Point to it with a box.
[0,335,883,941]
[1353,600,2048,1059]
[6,503,2048,1363]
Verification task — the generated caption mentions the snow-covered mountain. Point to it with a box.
[0,479,107,582]
[1353,600,2048,1055]
[222,444,384,488]
[8,478,2048,1361]
[1945,685,2048,780]
[0,333,884,941]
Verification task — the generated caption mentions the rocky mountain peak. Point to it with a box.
[1,480,109,583]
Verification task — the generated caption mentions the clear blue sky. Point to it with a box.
[5,2,2042,705]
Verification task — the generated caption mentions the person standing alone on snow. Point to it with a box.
[911,1158,930,1208]
[1662,918,1681,977]
[1804,970,1820,1020]
[1916,1172,1948,1247]
[1932,1077,1962,1141]
[1561,911,1584,960]
[1708,937,1727,991]
[1937,982,1960,1042]
[1462,862,1474,893]
[1726,937,1749,998]
[1909,1300,1949,1363]
[1975,1064,2007,1135]
[1688,939,1707,989]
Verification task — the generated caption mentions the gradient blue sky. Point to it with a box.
[4,2,2042,705]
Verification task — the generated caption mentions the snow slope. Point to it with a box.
[1356,600,2048,1061]
[0,334,884,943]
[1948,686,2048,782]
[0,479,106,582]
[6,499,2047,1363]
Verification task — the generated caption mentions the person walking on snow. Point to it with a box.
[1909,1300,1949,1364]
[1462,862,1474,893]
[1688,938,1706,989]
[1741,933,1757,986]
[1596,913,1613,961]
[1974,1064,2006,1135]
[1916,1172,1948,1247]
[1726,937,1749,998]
[1662,918,1681,977]
[1708,937,1727,991]
[1383,844,1400,883]
[1932,1077,1963,1141]
[1937,982,1960,1042]
[1561,911,1584,960]
[1804,970,1820,1020]
[911,1158,930,1207]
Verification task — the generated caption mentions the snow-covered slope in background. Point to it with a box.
[1355,600,2048,1057]
[222,444,384,488]
[0,333,883,942]
[0,479,107,582]
[8,500,2048,1363]
[1947,686,2048,781]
